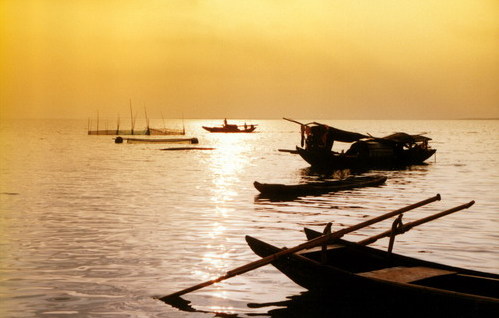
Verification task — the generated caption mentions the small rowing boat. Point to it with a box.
[253,175,387,196]
[202,119,257,133]
[114,137,199,144]
[246,231,499,316]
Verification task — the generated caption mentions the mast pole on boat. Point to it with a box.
[97,110,100,135]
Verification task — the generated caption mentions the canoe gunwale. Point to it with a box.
[254,175,387,196]
[245,235,499,305]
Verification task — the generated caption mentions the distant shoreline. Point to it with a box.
[458,118,499,120]
[2,117,499,121]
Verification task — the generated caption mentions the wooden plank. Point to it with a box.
[359,266,455,283]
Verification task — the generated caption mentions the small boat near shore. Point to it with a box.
[202,119,257,133]
[254,175,387,197]
[114,137,198,144]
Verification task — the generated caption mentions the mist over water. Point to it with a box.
[1,119,498,317]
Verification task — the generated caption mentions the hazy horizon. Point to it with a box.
[1,1,498,120]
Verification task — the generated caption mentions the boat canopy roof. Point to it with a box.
[310,122,431,144]
[381,132,432,144]
[310,122,369,142]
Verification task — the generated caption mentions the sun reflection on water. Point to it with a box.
[191,133,256,307]
[207,134,255,205]
[208,223,227,239]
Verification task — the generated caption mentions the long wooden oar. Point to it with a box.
[358,200,475,246]
[158,194,440,302]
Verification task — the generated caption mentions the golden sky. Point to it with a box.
[1,0,498,119]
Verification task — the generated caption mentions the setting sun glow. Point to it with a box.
[1,1,498,120]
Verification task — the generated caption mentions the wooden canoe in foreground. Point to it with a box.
[254,175,387,196]
[246,234,499,316]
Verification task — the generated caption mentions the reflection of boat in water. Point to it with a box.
[253,175,387,197]
[114,137,198,144]
[202,119,256,133]
[284,118,436,170]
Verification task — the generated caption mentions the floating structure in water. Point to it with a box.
[88,101,185,136]
[114,137,198,144]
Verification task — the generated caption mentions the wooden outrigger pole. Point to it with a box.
[359,200,475,246]
[158,194,441,302]
[306,200,476,250]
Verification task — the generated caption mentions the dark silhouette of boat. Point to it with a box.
[284,118,436,169]
[246,232,499,316]
[202,119,256,133]
[254,175,387,197]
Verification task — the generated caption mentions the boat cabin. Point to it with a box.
[303,123,432,159]
[302,123,368,152]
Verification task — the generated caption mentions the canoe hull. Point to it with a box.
[202,126,256,133]
[296,147,436,170]
[254,175,387,196]
[245,236,499,315]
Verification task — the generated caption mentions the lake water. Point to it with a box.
[0,119,498,317]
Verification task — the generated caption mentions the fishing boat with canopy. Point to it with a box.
[284,118,436,169]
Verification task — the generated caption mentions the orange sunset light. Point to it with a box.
[1,0,498,120]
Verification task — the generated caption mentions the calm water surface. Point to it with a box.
[0,119,498,317]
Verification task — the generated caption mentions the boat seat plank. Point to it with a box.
[359,266,456,283]
[297,244,344,254]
